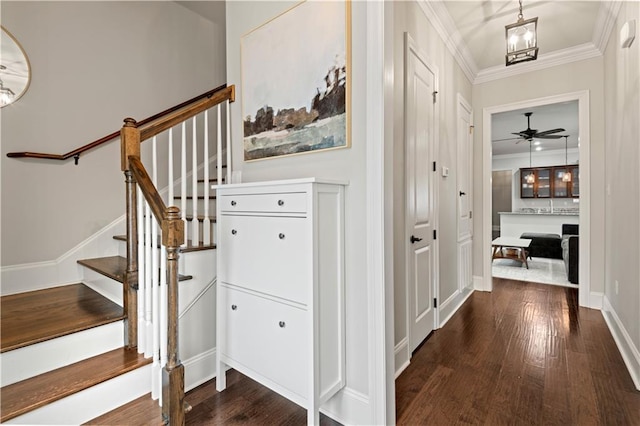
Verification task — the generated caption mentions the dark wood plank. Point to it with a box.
[0,283,123,352]
[1,348,151,422]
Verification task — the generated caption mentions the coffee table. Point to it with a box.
[491,237,531,269]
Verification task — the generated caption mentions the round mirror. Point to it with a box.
[1,26,31,107]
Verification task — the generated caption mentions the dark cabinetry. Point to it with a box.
[520,166,579,198]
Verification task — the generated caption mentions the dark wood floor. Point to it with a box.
[396,278,640,425]
[90,278,640,425]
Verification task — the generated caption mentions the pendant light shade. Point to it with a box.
[505,0,539,66]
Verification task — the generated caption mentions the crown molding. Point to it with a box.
[416,0,478,84]
[474,42,602,85]
[592,0,622,52]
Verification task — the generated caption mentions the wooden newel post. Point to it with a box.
[162,206,186,426]
[121,117,141,349]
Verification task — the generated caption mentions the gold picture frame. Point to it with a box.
[241,0,351,161]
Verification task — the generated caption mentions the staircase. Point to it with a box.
[0,85,235,424]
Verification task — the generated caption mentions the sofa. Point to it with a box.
[561,224,579,284]
[519,232,563,259]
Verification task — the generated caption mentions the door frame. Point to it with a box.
[404,32,440,355]
[481,90,591,307]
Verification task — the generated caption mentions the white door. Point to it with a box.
[405,34,438,352]
[457,95,473,292]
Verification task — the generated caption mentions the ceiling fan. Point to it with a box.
[493,112,565,143]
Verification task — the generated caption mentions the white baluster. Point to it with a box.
[217,105,222,190]
[226,99,231,184]
[192,116,199,246]
[151,136,161,399]
[159,245,167,403]
[168,128,174,205]
[203,111,211,245]
[137,187,145,354]
[181,122,187,241]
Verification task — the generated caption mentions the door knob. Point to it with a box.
[459,191,466,196]
[410,235,423,244]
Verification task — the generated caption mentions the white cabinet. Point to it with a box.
[216,179,346,425]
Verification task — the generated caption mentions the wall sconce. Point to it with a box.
[505,0,538,66]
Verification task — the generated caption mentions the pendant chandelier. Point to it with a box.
[562,135,572,182]
[505,0,539,66]
[526,139,535,183]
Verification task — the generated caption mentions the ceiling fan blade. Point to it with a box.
[536,134,565,139]
[492,137,523,142]
[534,128,565,137]
[512,132,529,137]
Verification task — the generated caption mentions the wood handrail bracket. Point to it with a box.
[6,84,234,164]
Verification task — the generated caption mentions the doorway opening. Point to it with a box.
[482,91,591,307]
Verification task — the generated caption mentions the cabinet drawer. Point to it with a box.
[219,192,307,214]
[219,285,308,399]
[219,215,310,304]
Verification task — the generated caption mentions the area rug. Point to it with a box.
[492,257,576,287]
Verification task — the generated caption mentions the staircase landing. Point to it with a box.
[0,283,124,353]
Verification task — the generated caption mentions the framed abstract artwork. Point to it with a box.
[241,0,351,161]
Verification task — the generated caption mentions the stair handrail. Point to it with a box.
[6,83,229,165]
[120,84,234,426]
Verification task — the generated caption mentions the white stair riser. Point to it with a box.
[4,364,152,425]
[0,321,123,386]
[82,268,124,306]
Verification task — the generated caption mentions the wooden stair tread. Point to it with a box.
[112,236,216,253]
[0,347,151,422]
[0,284,124,353]
[78,256,192,282]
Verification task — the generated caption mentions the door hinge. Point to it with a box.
[433,229,437,240]
[433,90,438,103]
[433,298,438,308]
[433,161,436,172]
[469,211,473,219]
[469,125,474,134]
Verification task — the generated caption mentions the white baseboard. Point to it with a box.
[5,364,152,425]
[602,296,640,390]
[1,215,125,296]
[473,275,484,291]
[184,348,216,392]
[394,338,410,378]
[0,321,123,387]
[320,386,371,426]
[589,291,603,310]
[439,286,474,328]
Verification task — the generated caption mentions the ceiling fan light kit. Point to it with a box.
[505,0,539,66]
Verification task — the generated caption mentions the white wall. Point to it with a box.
[392,1,473,373]
[493,148,580,212]
[472,56,606,295]
[226,2,374,423]
[1,1,225,267]
[603,1,640,388]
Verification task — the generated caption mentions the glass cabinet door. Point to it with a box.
[536,168,551,198]
[520,168,534,198]
[570,166,579,197]
[553,167,569,198]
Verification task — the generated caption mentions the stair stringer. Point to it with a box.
[4,364,152,425]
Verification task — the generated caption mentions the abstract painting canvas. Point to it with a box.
[241,0,350,161]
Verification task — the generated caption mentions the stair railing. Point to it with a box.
[120,85,235,425]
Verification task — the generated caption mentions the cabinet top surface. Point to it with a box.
[214,177,349,190]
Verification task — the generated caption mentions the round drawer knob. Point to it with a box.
[278,233,285,240]
[278,321,286,328]
[277,199,285,206]
[231,304,237,310]
[231,200,237,206]
[231,229,237,235]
